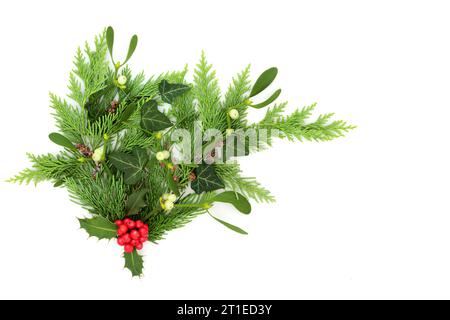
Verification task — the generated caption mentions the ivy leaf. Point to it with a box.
[78,216,117,240]
[126,189,148,215]
[191,164,225,194]
[140,99,173,132]
[212,191,251,214]
[209,213,248,235]
[109,149,149,185]
[49,133,77,152]
[158,80,190,104]
[124,249,144,277]
[106,26,114,60]
[249,67,278,97]
[124,35,138,64]
[250,89,281,109]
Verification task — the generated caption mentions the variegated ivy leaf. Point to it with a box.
[78,216,117,240]
[191,163,224,194]
[109,149,149,185]
[158,79,190,104]
[140,99,172,132]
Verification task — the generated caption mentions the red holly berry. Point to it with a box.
[138,237,146,244]
[117,237,126,246]
[125,219,136,229]
[143,224,149,231]
[135,242,143,250]
[121,233,131,244]
[130,230,140,240]
[138,227,148,236]
[124,244,134,253]
[136,220,144,229]
[130,240,139,247]
[114,220,123,226]
[117,225,128,236]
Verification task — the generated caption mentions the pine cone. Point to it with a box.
[107,100,119,114]
[75,143,93,157]
[188,171,196,181]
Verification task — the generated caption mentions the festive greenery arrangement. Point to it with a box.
[10,27,354,277]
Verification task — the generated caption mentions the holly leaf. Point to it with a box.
[191,164,225,194]
[250,89,281,109]
[158,80,190,104]
[212,191,251,214]
[140,99,172,132]
[124,249,144,277]
[126,189,148,215]
[109,149,149,185]
[209,213,248,235]
[49,133,77,152]
[249,67,278,97]
[78,216,117,240]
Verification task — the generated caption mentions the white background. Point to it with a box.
[0,0,449,299]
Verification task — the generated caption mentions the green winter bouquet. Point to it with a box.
[10,27,354,277]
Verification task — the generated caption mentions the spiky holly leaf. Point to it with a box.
[191,164,224,194]
[140,99,172,132]
[124,249,144,277]
[158,80,190,103]
[212,191,251,214]
[109,149,149,185]
[78,216,117,240]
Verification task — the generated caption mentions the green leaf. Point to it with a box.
[158,80,190,104]
[53,180,64,188]
[49,133,77,152]
[249,67,278,97]
[209,213,248,235]
[106,26,114,60]
[140,99,172,132]
[212,191,251,214]
[166,171,180,196]
[119,102,137,123]
[109,149,149,185]
[250,89,281,109]
[78,216,117,240]
[124,249,144,277]
[126,189,148,215]
[124,35,138,64]
[191,164,225,194]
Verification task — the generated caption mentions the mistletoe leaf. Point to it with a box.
[78,216,117,240]
[249,67,278,97]
[49,133,77,152]
[109,149,148,185]
[250,89,281,109]
[158,80,190,104]
[124,35,138,64]
[126,189,148,215]
[209,213,248,235]
[166,172,180,196]
[140,99,173,132]
[124,249,144,277]
[106,26,114,59]
[191,164,225,193]
[212,191,251,214]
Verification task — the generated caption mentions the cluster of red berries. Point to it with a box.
[115,218,149,253]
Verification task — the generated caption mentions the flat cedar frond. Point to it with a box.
[11,27,354,277]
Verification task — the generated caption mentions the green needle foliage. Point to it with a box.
[10,27,355,277]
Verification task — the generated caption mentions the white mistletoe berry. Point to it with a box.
[228,109,239,120]
[162,193,170,201]
[156,151,165,161]
[164,200,174,211]
[92,146,105,163]
[167,194,177,202]
[117,75,127,86]
[162,150,170,160]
